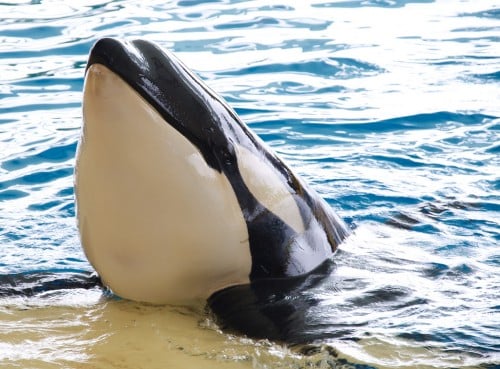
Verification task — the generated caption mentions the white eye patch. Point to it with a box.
[235,144,305,234]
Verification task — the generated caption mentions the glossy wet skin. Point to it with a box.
[75,38,350,305]
[77,63,251,304]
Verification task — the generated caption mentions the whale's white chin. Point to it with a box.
[76,64,251,305]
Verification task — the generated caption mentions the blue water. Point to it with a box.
[0,0,499,368]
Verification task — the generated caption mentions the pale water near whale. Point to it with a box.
[0,1,498,368]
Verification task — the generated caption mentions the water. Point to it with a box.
[0,0,498,368]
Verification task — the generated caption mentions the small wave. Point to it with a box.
[312,0,435,9]
[218,57,383,79]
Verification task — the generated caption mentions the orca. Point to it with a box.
[75,38,350,312]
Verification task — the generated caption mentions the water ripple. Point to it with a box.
[219,57,383,79]
[312,0,436,8]
[0,0,499,368]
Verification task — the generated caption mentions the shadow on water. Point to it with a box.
[0,270,102,297]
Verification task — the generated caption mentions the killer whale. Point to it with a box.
[75,38,350,308]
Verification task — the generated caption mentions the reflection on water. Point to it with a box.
[0,288,366,369]
[0,291,246,369]
[0,0,499,368]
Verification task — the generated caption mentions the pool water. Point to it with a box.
[0,0,499,368]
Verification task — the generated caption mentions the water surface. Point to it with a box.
[0,0,499,368]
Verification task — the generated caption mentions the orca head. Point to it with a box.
[76,38,349,305]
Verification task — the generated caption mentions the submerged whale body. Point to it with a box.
[75,38,350,341]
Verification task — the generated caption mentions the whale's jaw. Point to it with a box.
[77,63,251,304]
